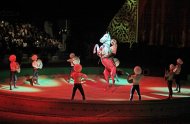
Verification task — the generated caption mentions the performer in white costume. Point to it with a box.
[31,54,43,85]
[127,66,143,101]
[67,53,80,83]
[173,58,183,93]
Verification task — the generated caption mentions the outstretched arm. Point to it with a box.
[93,44,100,54]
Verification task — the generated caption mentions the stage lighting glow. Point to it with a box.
[141,95,160,100]
[152,93,190,98]
[109,77,130,86]
[147,87,170,93]
[23,77,61,87]
[86,78,96,82]
[0,85,40,92]
[59,77,70,83]
[147,87,190,98]
[147,87,190,94]
[105,98,128,101]
[99,78,107,83]
[36,78,61,87]
[68,80,74,84]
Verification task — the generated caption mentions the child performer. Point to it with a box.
[165,64,175,99]
[127,66,143,101]
[71,64,87,101]
[173,58,183,93]
[9,54,20,90]
[31,54,42,85]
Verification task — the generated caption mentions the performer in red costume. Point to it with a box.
[67,52,80,83]
[71,64,87,101]
[93,32,117,86]
[110,39,120,81]
[9,54,20,90]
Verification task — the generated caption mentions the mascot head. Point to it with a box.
[69,53,75,59]
[74,64,82,72]
[111,39,117,45]
[9,54,16,62]
[31,54,38,61]
[177,58,183,65]
[169,64,175,70]
[100,32,111,45]
[134,66,142,75]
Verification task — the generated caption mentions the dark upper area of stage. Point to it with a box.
[0,0,126,19]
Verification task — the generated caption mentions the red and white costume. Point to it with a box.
[9,54,20,90]
[93,32,117,85]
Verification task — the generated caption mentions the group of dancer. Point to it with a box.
[9,54,43,90]
[8,32,184,101]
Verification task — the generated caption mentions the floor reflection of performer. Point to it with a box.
[67,52,80,83]
[127,66,143,101]
[9,54,20,90]
[71,64,87,101]
[31,54,42,85]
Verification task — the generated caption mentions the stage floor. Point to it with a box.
[0,74,190,101]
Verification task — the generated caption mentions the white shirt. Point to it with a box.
[128,74,143,85]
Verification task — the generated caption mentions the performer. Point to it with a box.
[165,64,175,99]
[108,39,117,58]
[9,54,20,90]
[93,32,116,85]
[110,39,119,81]
[173,58,183,93]
[67,52,80,83]
[127,66,143,101]
[71,64,87,101]
[31,54,42,85]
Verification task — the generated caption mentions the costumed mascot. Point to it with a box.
[93,32,117,85]
[67,53,80,83]
[9,54,20,90]
[31,54,43,85]
[71,64,88,100]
